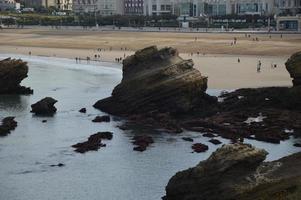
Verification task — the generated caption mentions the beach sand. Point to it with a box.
[0,28,298,89]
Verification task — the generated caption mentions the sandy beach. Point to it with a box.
[0,28,299,89]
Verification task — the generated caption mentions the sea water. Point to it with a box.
[0,54,300,200]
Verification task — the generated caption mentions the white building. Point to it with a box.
[0,0,19,11]
[143,0,275,16]
[73,0,124,15]
[56,0,72,10]
[144,0,175,15]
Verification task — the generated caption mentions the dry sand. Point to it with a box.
[0,28,299,89]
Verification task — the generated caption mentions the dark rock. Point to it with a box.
[203,133,216,138]
[208,139,222,145]
[132,135,154,152]
[50,163,65,167]
[31,97,57,115]
[164,143,301,200]
[0,117,17,137]
[92,115,110,123]
[96,131,113,140]
[42,120,47,123]
[294,143,301,147]
[191,143,208,153]
[94,46,216,115]
[79,108,86,113]
[182,137,194,142]
[0,58,33,94]
[72,133,107,153]
[286,51,301,86]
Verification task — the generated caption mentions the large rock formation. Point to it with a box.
[164,143,301,200]
[31,97,58,115]
[286,51,301,86]
[0,58,33,94]
[94,46,216,115]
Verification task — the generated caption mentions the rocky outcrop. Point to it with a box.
[0,58,33,94]
[94,46,216,115]
[0,117,17,137]
[72,132,113,153]
[286,51,301,86]
[31,97,58,115]
[164,143,301,200]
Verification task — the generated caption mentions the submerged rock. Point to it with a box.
[132,135,154,152]
[163,143,301,200]
[182,137,194,142]
[31,97,58,115]
[92,115,110,123]
[72,133,106,153]
[0,58,33,94]
[208,139,222,145]
[79,108,87,113]
[286,51,301,86]
[191,143,208,153]
[0,117,17,137]
[94,46,216,115]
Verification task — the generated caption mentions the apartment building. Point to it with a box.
[124,0,144,15]
[74,0,124,15]
[143,0,175,15]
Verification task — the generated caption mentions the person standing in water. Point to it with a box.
[257,60,262,73]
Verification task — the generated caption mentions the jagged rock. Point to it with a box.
[0,58,33,94]
[191,143,208,153]
[92,115,110,123]
[0,117,17,137]
[79,108,86,113]
[163,144,301,200]
[31,97,57,115]
[96,131,113,140]
[94,46,216,115]
[72,133,107,153]
[286,51,301,86]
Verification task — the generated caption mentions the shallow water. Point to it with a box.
[0,54,300,200]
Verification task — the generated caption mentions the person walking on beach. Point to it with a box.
[257,60,262,73]
[238,58,240,63]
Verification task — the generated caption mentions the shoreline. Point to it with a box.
[0,45,292,89]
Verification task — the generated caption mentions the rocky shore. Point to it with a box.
[163,143,301,200]
[0,58,33,94]
[94,46,301,145]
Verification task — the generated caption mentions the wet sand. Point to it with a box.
[0,28,298,89]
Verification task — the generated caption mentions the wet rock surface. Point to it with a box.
[164,143,301,200]
[0,117,17,137]
[31,97,58,115]
[183,87,301,144]
[191,143,208,153]
[132,135,154,152]
[92,115,110,123]
[0,58,33,94]
[286,51,301,86]
[72,132,113,153]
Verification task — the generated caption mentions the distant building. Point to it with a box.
[56,0,72,10]
[144,0,175,16]
[277,15,301,31]
[0,0,19,11]
[275,0,301,15]
[124,0,144,15]
[74,0,124,15]
[23,0,56,8]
